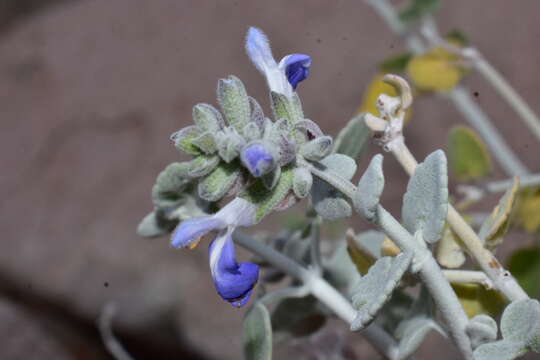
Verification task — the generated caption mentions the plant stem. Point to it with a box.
[309,217,323,275]
[258,285,309,306]
[486,173,540,193]
[365,0,530,177]
[98,304,135,360]
[443,270,493,289]
[421,17,540,144]
[305,160,474,359]
[391,140,529,302]
[233,231,400,360]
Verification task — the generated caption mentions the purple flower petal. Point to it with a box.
[171,216,224,249]
[240,142,276,177]
[209,230,259,307]
[281,54,311,89]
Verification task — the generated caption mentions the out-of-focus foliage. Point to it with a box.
[447,126,492,181]
[507,247,540,299]
[452,283,507,319]
[516,187,540,233]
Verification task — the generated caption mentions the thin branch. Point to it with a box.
[365,0,530,177]
[390,140,528,302]
[233,231,400,360]
[443,270,493,289]
[98,304,135,360]
[303,159,474,359]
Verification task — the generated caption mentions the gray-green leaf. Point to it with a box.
[500,299,540,347]
[473,340,527,360]
[242,166,294,223]
[466,315,498,350]
[333,113,371,159]
[171,125,202,156]
[270,91,304,124]
[198,162,240,201]
[402,150,448,244]
[192,103,224,132]
[217,75,250,133]
[188,155,220,178]
[136,211,177,238]
[350,252,413,331]
[292,167,313,198]
[354,154,385,222]
[243,303,272,360]
[300,136,333,161]
[192,131,217,154]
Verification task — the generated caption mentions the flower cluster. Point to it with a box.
[139,27,339,307]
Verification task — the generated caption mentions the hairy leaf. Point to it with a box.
[217,75,250,133]
[198,162,240,201]
[243,303,272,360]
[402,150,448,243]
[333,113,371,159]
[350,252,413,331]
[354,154,385,222]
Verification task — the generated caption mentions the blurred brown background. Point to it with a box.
[1,0,539,359]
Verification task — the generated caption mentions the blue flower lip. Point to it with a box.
[209,229,259,307]
[240,141,276,177]
[281,54,312,89]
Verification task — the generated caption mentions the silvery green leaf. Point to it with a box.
[277,136,296,166]
[310,154,357,221]
[395,287,444,359]
[396,317,437,359]
[242,166,294,223]
[249,96,265,130]
[192,103,224,132]
[292,167,313,198]
[300,136,333,161]
[320,154,357,180]
[350,252,413,331]
[262,166,281,190]
[266,118,290,143]
[170,125,202,156]
[466,315,498,350]
[311,181,352,221]
[137,211,176,238]
[354,154,384,222]
[270,91,304,124]
[294,119,323,138]
[217,75,250,133]
[325,241,361,292]
[198,163,240,201]
[473,340,527,360]
[187,155,220,178]
[243,122,262,142]
[333,113,371,159]
[216,127,245,163]
[402,150,448,244]
[243,303,272,360]
[500,299,540,348]
[192,132,217,154]
[152,162,191,205]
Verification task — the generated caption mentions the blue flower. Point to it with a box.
[209,229,259,307]
[280,54,311,90]
[240,141,277,177]
[245,27,311,97]
[171,198,259,307]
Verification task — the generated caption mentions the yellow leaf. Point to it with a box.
[516,187,540,233]
[406,52,462,91]
[346,230,376,275]
[452,283,507,318]
[478,177,520,251]
[381,236,401,257]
